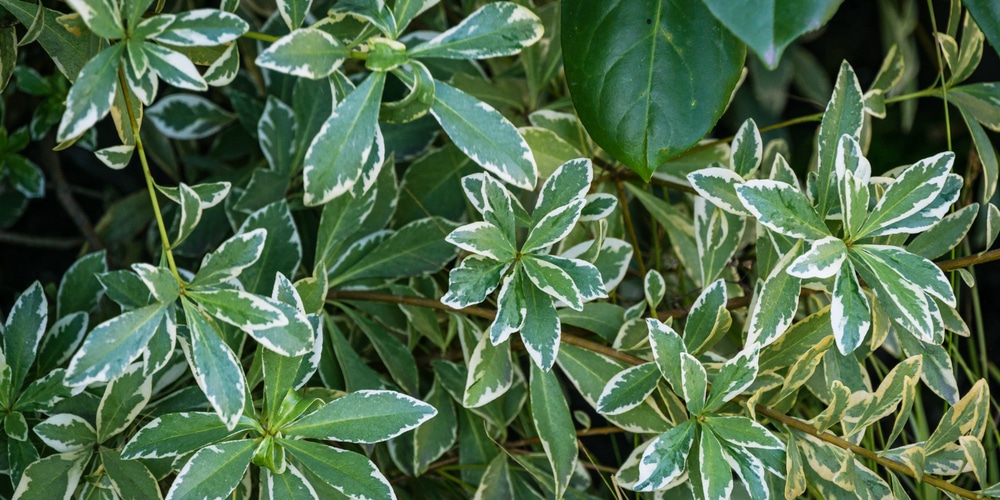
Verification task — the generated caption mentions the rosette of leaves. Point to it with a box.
[441,158,609,371]
[116,346,436,500]
[54,0,248,157]
[606,319,784,497]
[690,61,962,358]
[253,0,544,205]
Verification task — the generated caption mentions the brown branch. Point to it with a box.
[938,247,1000,271]
[40,135,103,251]
[0,231,84,249]
[328,288,982,499]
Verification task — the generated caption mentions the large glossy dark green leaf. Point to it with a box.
[562,0,745,179]
[701,0,843,69]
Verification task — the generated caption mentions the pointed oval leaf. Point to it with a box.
[596,363,661,416]
[562,0,745,179]
[256,28,348,79]
[409,2,542,59]
[151,9,248,47]
[283,390,436,443]
[165,439,256,500]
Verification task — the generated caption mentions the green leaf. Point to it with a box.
[187,288,287,333]
[190,228,266,289]
[93,145,134,170]
[489,271,526,345]
[65,301,168,387]
[142,41,207,91]
[4,410,27,441]
[529,362,576,498]
[57,44,124,143]
[464,331,512,408]
[147,94,235,140]
[519,273,561,371]
[533,158,592,224]
[441,255,509,309]
[409,2,541,59]
[33,414,96,452]
[284,390,435,443]
[65,0,124,39]
[962,0,1000,61]
[165,439,255,500]
[100,448,162,500]
[97,362,152,442]
[260,463,315,500]
[815,61,865,218]
[705,346,759,411]
[446,221,516,261]
[562,0,745,179]
[851,246,946,340]
[37,312,88,373]
[906,203,978,260]
[412,376,457,475]
[925,379,989,454]
[736,180,829,239]
[689,166,753,217]
[855,152,955,238]
[12,450,89,499]
[181,298,247,429]
[5,155,44,197]
[130,263,180,303]
[690,426,733,499]
[701,0,842,68]
[122,412,255,459]
[152,9,248,47]
[235,201,303,296]
[787,236,847,279]
[646,318,685,393]
[950,82,1000,131]
[680,353,707,415]
[280,439,393,499]
[831,261,871,355]
[256,28,348,79]
[522,199,586,254]
[276,0,311,30]
[258,96,296,175]
[746,240,803,347]
[429,80,537,189]
[596,363,661,416]
[344,310,418,395]
[522,254,584,311]
[331,217,459,286]
[682,279,732,356]
[174,183,202,247]
[634,420,695,491]
[303,72,385,205]
[4,282,47,394]
[0,0,102,82]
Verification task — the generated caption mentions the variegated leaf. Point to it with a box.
[855,152,955,238]
[596,363,661,416]
[522,199,586,254]
[186,288,287,332]
[303,72,385,205]
[151,9,248,47]
[446,221,516,261]
[730,118,762,177]
[142,41,207,91]
[489,271,525,345]
[522,254,584,311]
[57,44,124,143]
[441,255,510,309]
[746,240,803,347]
[65,0,123,39]
[787,236,847,279]
[705,345,759,411]
[190,228,266,289]
[165,439,255,500]
[180,298,246,430]
[94,144,134,170]
[97,361,153,442]
[682,278,732,356]
[519,273,561,371]
[256,29,348,79]
[65,301,168,387]
[277,0,311,30]
[688,166,752,216]
[634,420,695,491]
[279,439,394,500]
[408,2,542,59]
[680,352,707,415]
[430,80,537,190]
[147,93,235,140]
[204,42,239,86]
[831,261,871,355]
[464,331,512,408]
[529,362,577,498]
[815,61,865,218]
[736,180,830,239]
[33,414,96,452]
[283,390,436,443]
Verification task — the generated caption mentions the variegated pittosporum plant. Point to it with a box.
[1,0,999,498]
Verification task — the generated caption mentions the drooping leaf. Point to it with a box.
[562,0,745,179]
[283,390,436,443]
[529,362,577,498]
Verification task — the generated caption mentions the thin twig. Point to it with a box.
[40,135,103,251]
[0,231,83,249]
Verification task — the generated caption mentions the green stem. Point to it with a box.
[615,180,647,279]
[243,30,280,43]
[117,70,184,287]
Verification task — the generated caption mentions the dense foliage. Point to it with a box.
[0,0,998,498]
